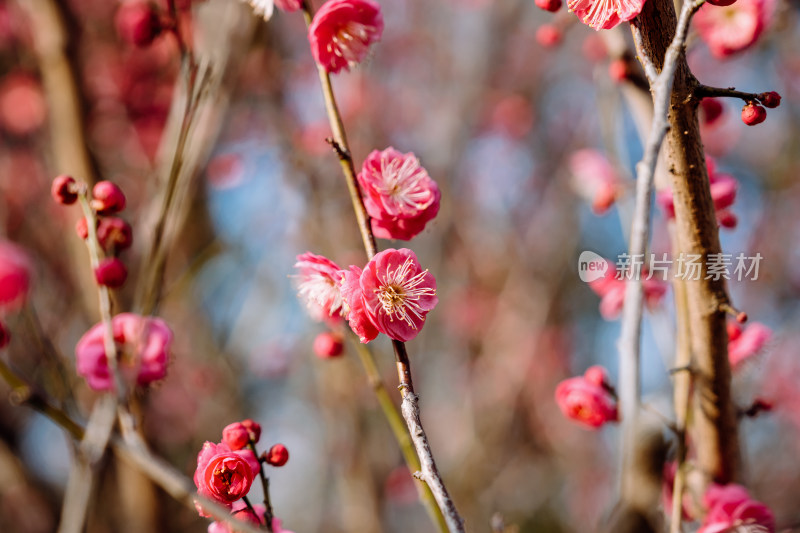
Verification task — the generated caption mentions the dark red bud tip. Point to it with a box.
[97,217,133,252]
[115,2,162,48]
[706,0,737,6]
[51,175,78,205]
[94,257,128,288]
[759,91,781,109]
[265,444,289,467]
[91,181,126,214]
[741,102,766,126]
[534,0,562,12]
[736,311,748,323]
[700,98,725,127]
[0,321,9,349]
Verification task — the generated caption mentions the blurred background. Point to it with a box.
[0,0,799,531]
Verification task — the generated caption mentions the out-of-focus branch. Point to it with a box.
[619,0,705,499]
[0,355,263,533]
[632,0,739,494]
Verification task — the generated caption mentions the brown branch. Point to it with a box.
[694,85,774,104]
[632,0,740,499]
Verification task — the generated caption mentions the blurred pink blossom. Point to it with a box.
[568,149,624,215]
[657,158,739,229]
[308,0,383,74]
[555,365,618,429]
[357,147,441,241]
[0,239,32,313]
[728,321,771,371]
[698,483,775,533]
[207,501,294,533]
[588,259,667,320]
[0,72,46,137]
[694,0,772,59]
[568,0,645,30]
[75,313,172,391]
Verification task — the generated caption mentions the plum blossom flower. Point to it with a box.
[694,0,773,59]
[341,249,437,343]
[0,239,32,313]
[555,365,619,429]
[194,442,258,510]
[568,149,624,214]
[698,484,775,533]
[308,0,384,74]
[75,313,172,391]
[588,258,667,320]
[294,252,345,323]
[357,148,441,241]
[728,322,771,371]
[658,158,739,229]
[567,0,646,30]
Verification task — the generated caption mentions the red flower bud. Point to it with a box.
[94,257,128,288]
[759,91,781,109]
[0,320,9,348]
[535,0,562,12]
[535,25,562,48]
[91,181,126,214]
[76,217,91,240]
[741,102,766,126]
[608,59,629,82]
[700,98,724,127]
[115,2,162,47]
[222,422,251,450]
[97,217,133,252]
[265,444,289,467]
[313,331,344,358]
[51,175,78,205]
[706,0,737,6]
[241,419,261,443]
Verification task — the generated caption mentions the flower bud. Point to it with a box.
[94,257,128,288]
[242,419,261,443]
[265,444,289,467]
[706,0,737,6]
[759,91,781,108]
[608,59,629,82]
[741,102,766,126]
[535,0,562,12]
[535,25,562,48]
[51,175,78,205]
[91,181,126,214]
[700,98,724,126]
[313,331,344,358]
[115,2,162,47]
[76,217,90,240]
[97,217,133,252]
[222,422,251,450]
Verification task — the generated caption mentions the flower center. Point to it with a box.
[375,257,435,328]
[373,156,432,213]
[297,273,343,316]
[329,21,375,67]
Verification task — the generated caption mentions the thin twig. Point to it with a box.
[694,85,773,104]
[618,0,705,498]
[299,2,464,530]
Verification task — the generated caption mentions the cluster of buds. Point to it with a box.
[195,420,293,532]
[52,176,132,289]
[740,91,781,126]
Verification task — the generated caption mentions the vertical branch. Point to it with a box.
[631,0,739,492]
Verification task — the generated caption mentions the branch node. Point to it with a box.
[325,137,351,162]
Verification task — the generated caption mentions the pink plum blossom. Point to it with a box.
[308,0,384,74]
[728,321,771,371]
[341,249,437,343]
[75,313,173,391]
[194,441,258,509]
[294,252,345,323]
[555,365,619,429]
[207,501,295,533]
[568,149,624,215]
[567,0,646,30]
[698,484,775,533]
[0,239,32,313]
[694,0,772,59]
[357,147,441,241]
